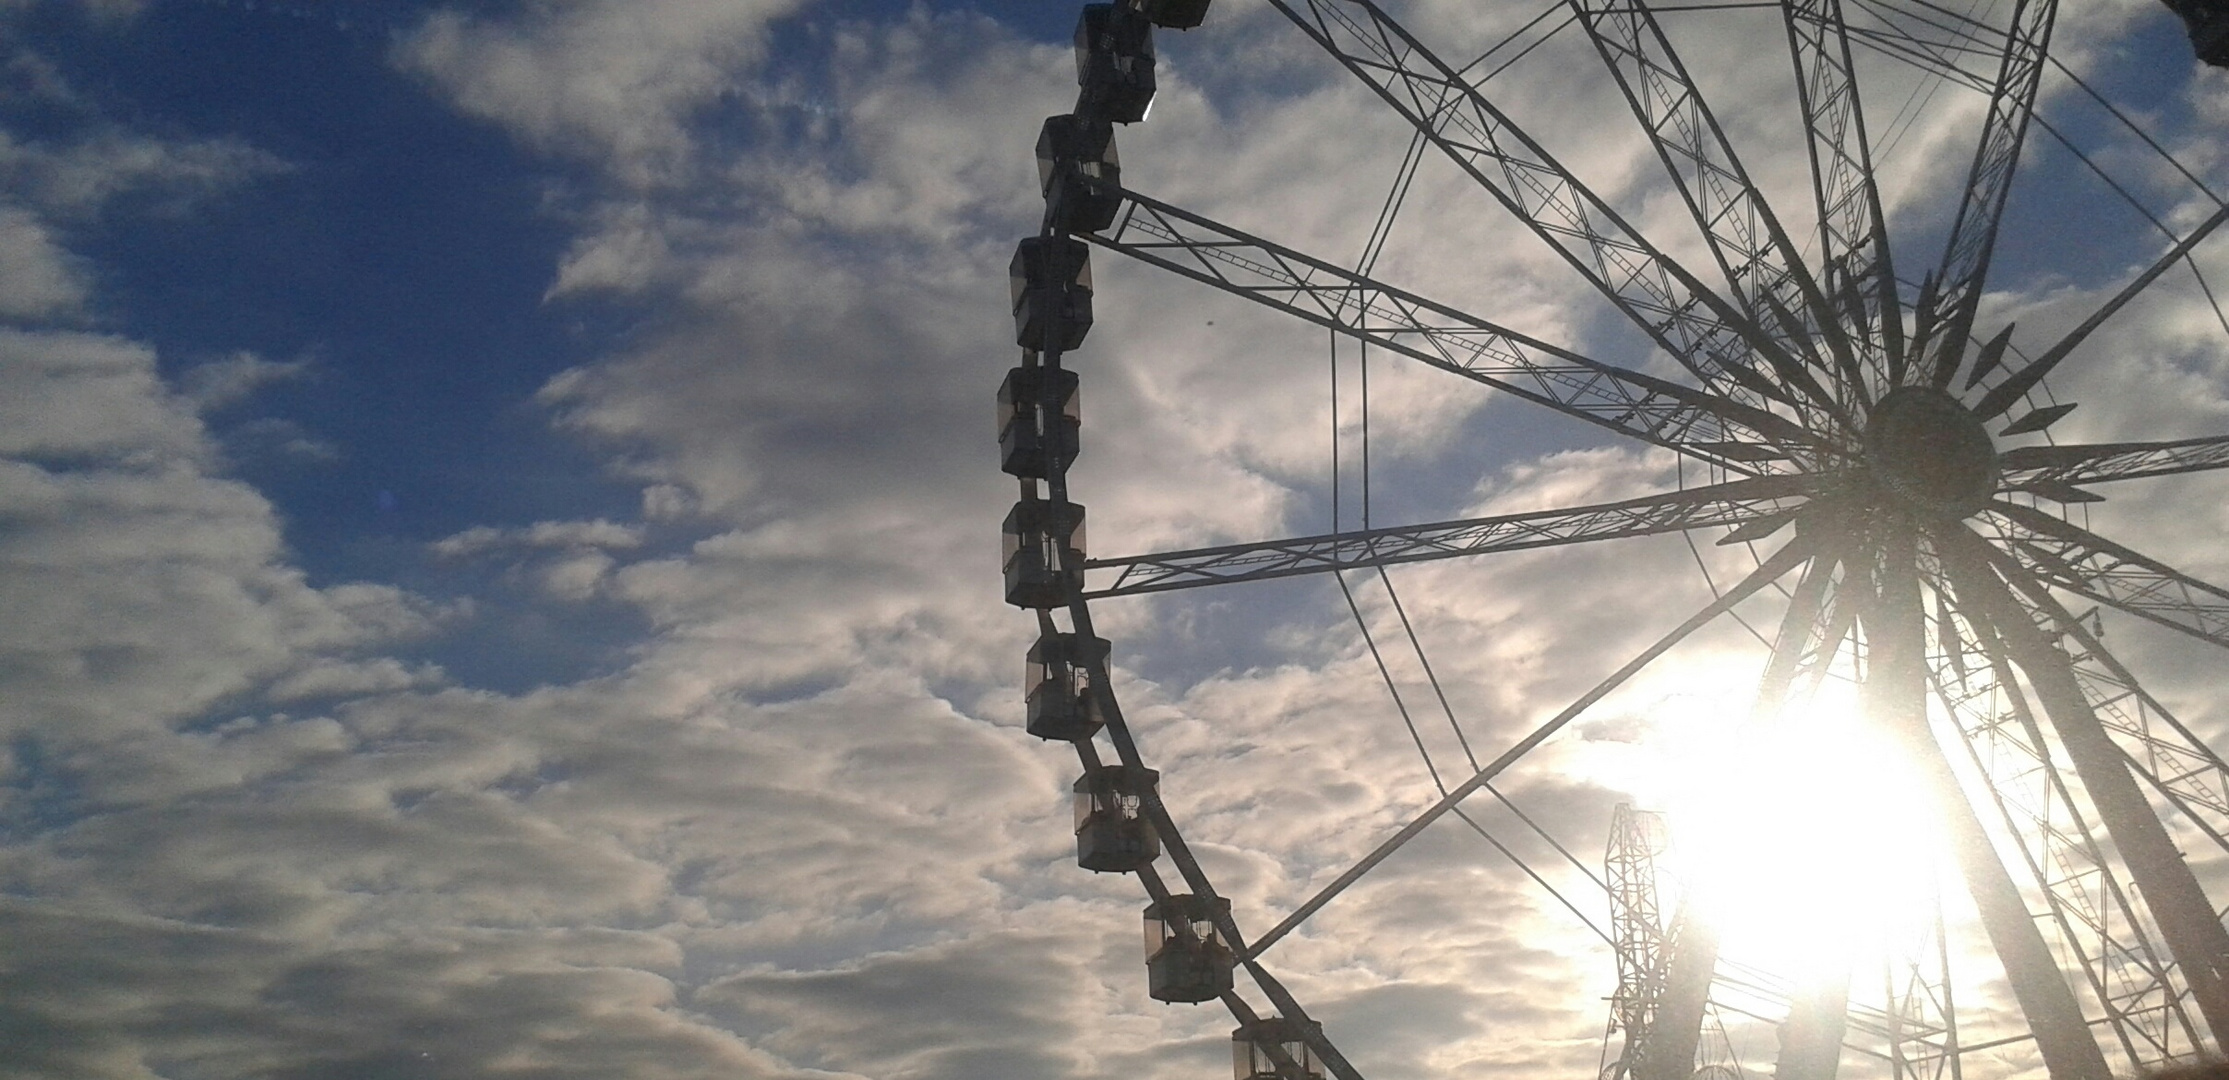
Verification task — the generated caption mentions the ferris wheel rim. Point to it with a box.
[1008,2,2229,1078]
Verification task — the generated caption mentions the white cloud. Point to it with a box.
[396,0,809,188]
[548,203,679,297]
[176,350,312,411]
[220,416,341,464]
[0,205,88,318]
[0,328,448,748]
[0,328,202,464]
[433,518,650,559]
[2,2,2223,1078]
[0,128,287,217]
[266,657,447,702]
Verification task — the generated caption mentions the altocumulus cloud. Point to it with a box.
[6,1,2229,1079]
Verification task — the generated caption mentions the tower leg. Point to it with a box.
[1867,525,2111,1080]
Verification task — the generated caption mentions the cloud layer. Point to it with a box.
[4,1,2228,1078]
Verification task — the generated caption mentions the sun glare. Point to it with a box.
[1656,684,1946,983]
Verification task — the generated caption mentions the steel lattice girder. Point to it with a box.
[1866,529,2116,1080]
[1982,504,2229,650]
[1754,549,1853,716]
[1980,560,2229,852]
[1604,803,1670,1077]
[1784,0,1898,393]
[1574,0,1847,424]
[1927,587,2204,1068]
[2056,619,2229,850]
[1918,0,2057,383]
[1942,530,2229,1049]
[1083,476,1812,597]
[1088,185,1819,469]
[1997,434,2229,488]
[1265,0,1820,419]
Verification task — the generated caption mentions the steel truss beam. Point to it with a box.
[1604,804,1671,1080]
[1983,504,2229,650]
[1640,903,1719,1080]
[1975,556,2229,859]
[1918,0,2057,386]
[1573,0,1848,424]
[1860,524,2114,1080]
[1084,476,1812,597]
[1756,558,1958,1080]
[1265,0,1821,420]
[1938,526,2229,1052]
[1927,579,2203,1070]
[1785,0,1898,396]
[1090,185,1819,471]
[1999,434,2229,489]
[2048,612,2229,856]
[1754,549,1855,717]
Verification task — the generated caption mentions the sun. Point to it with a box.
[1657,682,1948,985]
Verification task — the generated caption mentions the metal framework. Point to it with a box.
[1002,2,2229,1079]
[1606,804,1674,1080]
[1603,807,1748,1080]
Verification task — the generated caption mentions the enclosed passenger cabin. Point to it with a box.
[1011,237,1094,351]
[1075,765,1159,872]
[998,366,1080,479]
[1139,0,1212,29]
[1233,1018,1325,1080]
[1037,114,1123,235]
[1075,3,1156,123]
[1027,631,1107,740]
[1145,894,1235,1003]
[1003,497,1086,609]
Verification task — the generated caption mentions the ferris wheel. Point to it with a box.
[999,1,2229,1078]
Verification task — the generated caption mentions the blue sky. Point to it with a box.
[5,0,2229,1078]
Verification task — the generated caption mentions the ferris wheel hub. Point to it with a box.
[1863,386,2000,518]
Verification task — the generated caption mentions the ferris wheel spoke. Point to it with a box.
[1927,584,2204,1068]
[1090,185,1823,468]
[1574,0,1850,414]
[1970,200,2229,421]
[1783,0,1898,398]
[1856,524,2115,1080]
[1751,547,1850,718]
[1912,0,2058,389]
[1971,555,2229,858]
[1981,503,2229,651]
[1832,0,2003,91]
[1937,526,2229,1048]
[1265,0,1836,420]
[1084,475,1817,597]
[1244,537,1811,962]
[1998,432,2229,492]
